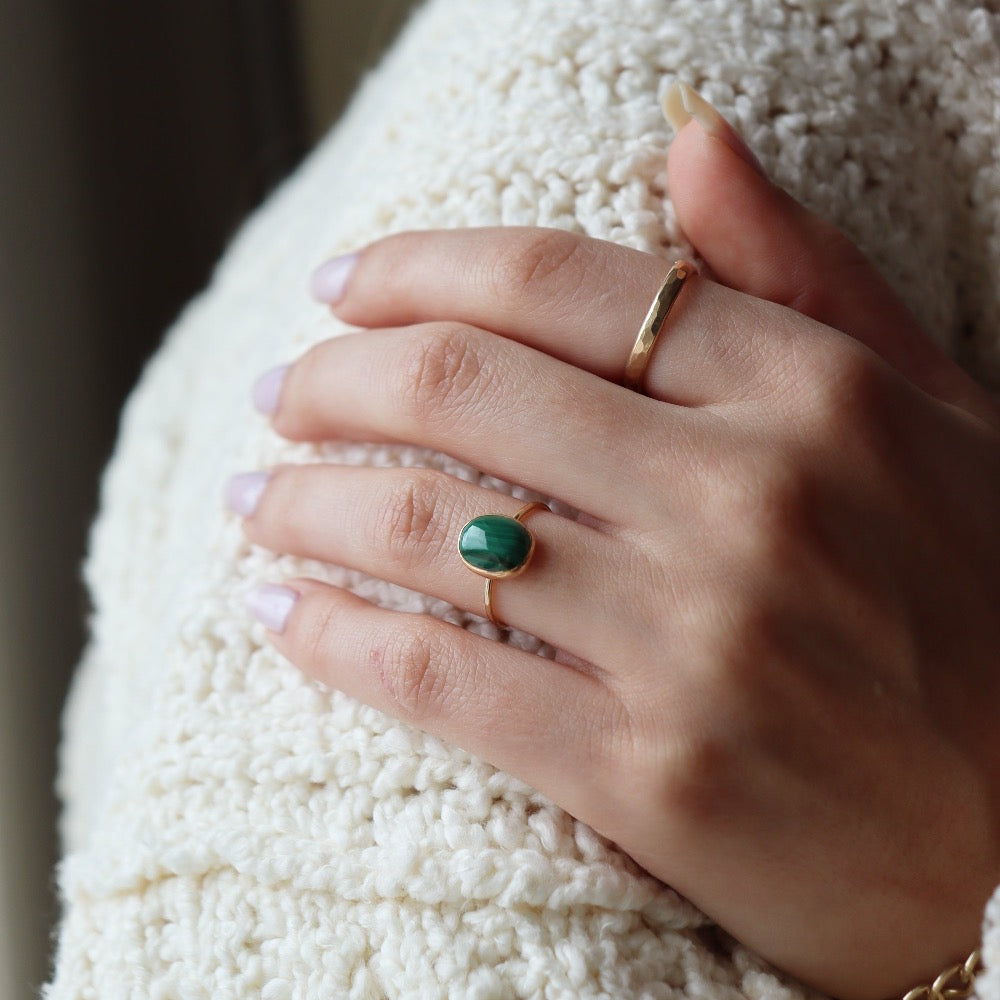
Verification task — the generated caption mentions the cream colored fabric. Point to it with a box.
[47,0,1000,996]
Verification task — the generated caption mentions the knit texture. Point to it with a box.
[47,1,1000,997]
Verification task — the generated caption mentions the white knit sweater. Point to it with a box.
[46,1,1000,997]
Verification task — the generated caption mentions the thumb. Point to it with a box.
[663,83,991,419]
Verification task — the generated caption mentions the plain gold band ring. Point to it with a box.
[457,502,549,629]
[623,259,694,392]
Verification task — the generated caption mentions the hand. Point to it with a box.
[226,110,1000,998]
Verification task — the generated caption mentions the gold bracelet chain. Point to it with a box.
[902,951,981,1000]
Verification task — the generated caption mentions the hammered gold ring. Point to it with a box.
[458,502,549,628]
[623,259,694,392]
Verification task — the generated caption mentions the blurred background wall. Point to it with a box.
[0,2,418,995]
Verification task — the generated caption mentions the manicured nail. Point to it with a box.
[252,364,288,415]
[662,81,767,178]
[246,583,299,634]
[310,252,359,304]
[223,470,270,517]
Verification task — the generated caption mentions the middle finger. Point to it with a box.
[267,323,708,525]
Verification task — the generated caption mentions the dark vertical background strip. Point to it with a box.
[0,3,306,995]
[1,2,422,994]
[0,2,421,994]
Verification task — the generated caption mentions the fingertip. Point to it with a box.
[246,582,301,635]
[249,577,364,664]
[667,119,821,304]
[309,252,359,305]
[252,364,289,416]
[663,82,767,179]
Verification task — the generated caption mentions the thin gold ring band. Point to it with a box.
[484,503,548,628]
[624,259,693,392]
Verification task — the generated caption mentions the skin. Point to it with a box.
[230,118,1000,998]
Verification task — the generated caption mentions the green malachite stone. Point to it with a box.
[459,514,534,577]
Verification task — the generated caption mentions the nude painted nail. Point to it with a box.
[252,364,288,415]
[246,583,299,634]
[663,81,767,178]
[310,252,359,304]
[223,470,270,517]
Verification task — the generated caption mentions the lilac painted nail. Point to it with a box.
[309,252,358,304]
[246,583,299,634]
[252,364,288,415]
[223,471,270,517]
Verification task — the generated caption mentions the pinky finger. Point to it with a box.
[247,578,617,804]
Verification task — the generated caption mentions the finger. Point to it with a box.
[665,96,992,418]
[252,578,618,820]
[310,226,829,407]
[267,324,701,523]
[233,463,626,663]
[313,225,670,386]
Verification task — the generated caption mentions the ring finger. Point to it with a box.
[227,462,633,664]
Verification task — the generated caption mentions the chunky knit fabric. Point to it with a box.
[47,0,1000,997]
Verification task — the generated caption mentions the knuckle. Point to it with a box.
[369,472,449,573]
[752,460,816,542]
[661,735,739,822]
[719,450,814,542]
[795,344,901,468]
[797,341,885,427]
[625,715,741,836]
[379,623,457,720]
[395,324,486,431]
[488,229,588,306]
[702,451,820,596]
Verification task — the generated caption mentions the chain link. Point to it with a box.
[902,951,981,1000]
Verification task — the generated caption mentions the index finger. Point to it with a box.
[311,227,836,407]
[314,227,671,382]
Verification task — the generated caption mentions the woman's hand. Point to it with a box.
[225,108,1000,999]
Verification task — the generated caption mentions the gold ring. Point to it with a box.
[623,259,693,392]
[458,502,549,628]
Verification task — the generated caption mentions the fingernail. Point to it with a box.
[310,252,358,304]
[246,583,299,634]
[223,470,270,517]
[252,364,288,415]
[663,81,767,178]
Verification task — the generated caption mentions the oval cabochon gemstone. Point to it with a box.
[459,514,533,576]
